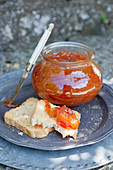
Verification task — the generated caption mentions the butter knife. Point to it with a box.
[4,23,54,108]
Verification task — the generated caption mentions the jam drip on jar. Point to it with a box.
[44,100,80,130]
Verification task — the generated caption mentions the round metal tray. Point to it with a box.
[0,70,113,169]
[0,70,113,151]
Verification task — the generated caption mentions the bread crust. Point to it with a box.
[4,98,53,138]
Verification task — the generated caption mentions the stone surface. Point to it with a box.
[0,0,113,169]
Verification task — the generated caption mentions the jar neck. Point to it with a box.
[40,42,95,66]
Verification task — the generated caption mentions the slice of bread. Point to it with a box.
[4,98,53,138]
[31,100,81,139]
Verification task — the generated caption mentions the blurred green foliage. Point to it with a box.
[99,13,107,22]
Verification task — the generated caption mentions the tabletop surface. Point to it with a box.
[0,0,113,169]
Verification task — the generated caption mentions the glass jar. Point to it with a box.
[32,42,102,107]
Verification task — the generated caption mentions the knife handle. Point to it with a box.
[26,23,54,72]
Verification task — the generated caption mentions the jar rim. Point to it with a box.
[41,41,95,65]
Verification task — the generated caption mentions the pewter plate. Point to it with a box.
[0,70,113,151]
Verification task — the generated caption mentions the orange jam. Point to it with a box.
[44,100,80,130]
[32,42,102,106]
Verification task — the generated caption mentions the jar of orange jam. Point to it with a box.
[32,42,102,107]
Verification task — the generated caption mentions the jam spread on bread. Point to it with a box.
[44,100,80,130]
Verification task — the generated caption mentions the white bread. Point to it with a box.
[4,98,53,138]
[31,100,81,139]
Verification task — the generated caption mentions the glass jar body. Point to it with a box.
[32,42,102,106]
